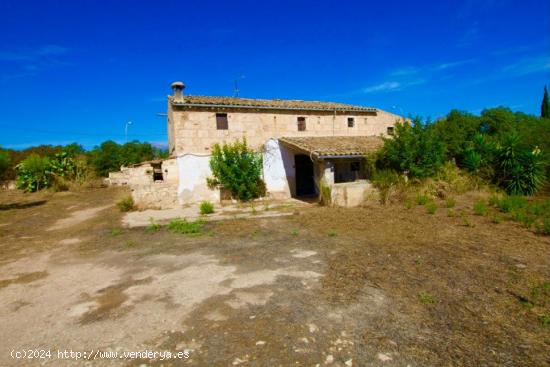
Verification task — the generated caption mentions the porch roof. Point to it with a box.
[278,136,384,159]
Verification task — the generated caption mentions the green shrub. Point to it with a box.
[168,218,205,235]
[473,200,487,216]
[446,198,456,208]
[15,154,52,192]
[378,119,446,178]
[199,201,215,215]
[328,229,337,237]
[372,169,401,204]
[416,194,429,205]
[447,209,456,217]
[494,132,545,195]
[426,202,437,214]
[117,196,135,212]
[207,139,265,201]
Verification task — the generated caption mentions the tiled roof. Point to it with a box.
[170,95,377,113]
[278,136,384,158]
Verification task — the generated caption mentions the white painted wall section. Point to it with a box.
[176,154,219,204]
[263,139,294,199]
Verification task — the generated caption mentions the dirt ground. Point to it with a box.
[0,187,549,366]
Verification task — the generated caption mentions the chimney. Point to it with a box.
[171,81,185,100]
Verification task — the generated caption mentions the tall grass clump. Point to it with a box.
[473,200,488,216]
[199,201,215,215]
[117,196,135,212]
[371,169,401,204]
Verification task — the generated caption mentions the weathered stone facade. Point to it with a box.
[168,106,399,156]
[108,82,402,208]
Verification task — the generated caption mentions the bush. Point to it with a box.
[473,200,487,216]
[207,139,265,201]
[168,218,204,234]
[117,196,135,212]
[378,119,446,178]
[371,169,401,204]
[493,195,527,213]
[15,154,52,192]
[494,132,545,195]
[199,201,214,215]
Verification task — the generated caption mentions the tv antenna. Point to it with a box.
[233,75,245,97]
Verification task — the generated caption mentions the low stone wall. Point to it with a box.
[330,180,377,207]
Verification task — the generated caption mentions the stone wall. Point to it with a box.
[168,108,401,155]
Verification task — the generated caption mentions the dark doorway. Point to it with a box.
[295,154,315,196]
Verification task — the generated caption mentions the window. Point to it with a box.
[387,126,395,136]
[297,117,306,131]
[216,113,228,130]
[347,117,355,128]
[151,163,163,181]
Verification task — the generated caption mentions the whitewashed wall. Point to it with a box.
[263,139,295,199]
[176,154,220,204]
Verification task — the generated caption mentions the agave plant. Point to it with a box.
[495,133,546,195]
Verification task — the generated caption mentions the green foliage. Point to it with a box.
[378,119,446,178]
[492,195,527,213]
[207,139,265,201]
[433,110,482,161]
[494,132,546,195]
[117,196,135,212]
[0,149,10,180]
[473,200,487,216]
[445,198,456,208]
[541,85,549,119]
[15,154,52,192]
[426,202,437,214]
[319,179,332,206]
[328,229,337,237]
[462,133,496,177]
[87,140,155,177]
[371,169,401,204]
[199,201,215,215]
[168,218,205,235]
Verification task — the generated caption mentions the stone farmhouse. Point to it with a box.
[109,82,403,208]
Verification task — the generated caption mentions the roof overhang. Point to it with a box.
[278,136,384,160]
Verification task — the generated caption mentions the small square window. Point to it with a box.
[347,117,355,128]
[297,117,306,131]
[387,126,395,136]
[216,113,228,130]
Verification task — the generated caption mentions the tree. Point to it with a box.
[542,85,550,119]
[378,119,446,178]
[207,139,265,201]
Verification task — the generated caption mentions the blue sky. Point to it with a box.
[0,0,549,149]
